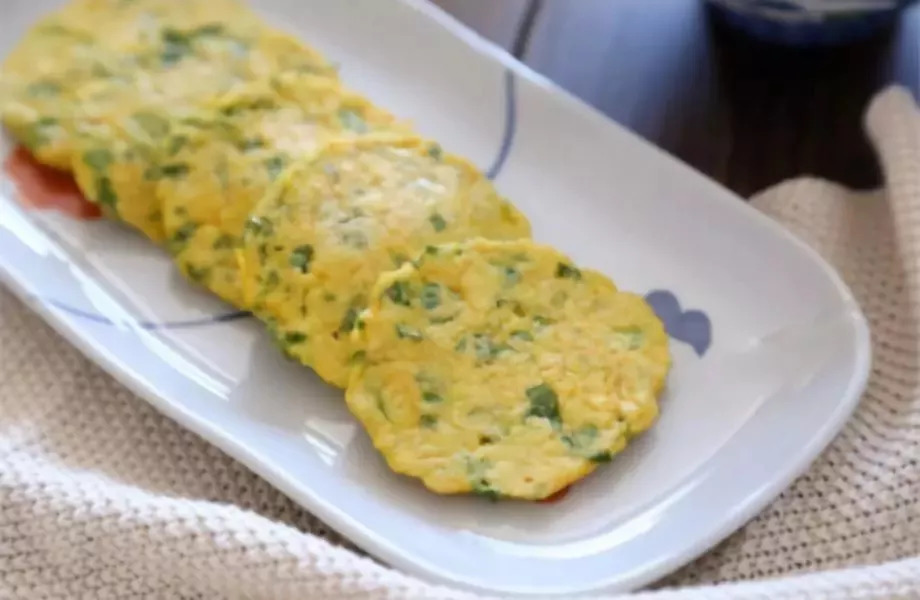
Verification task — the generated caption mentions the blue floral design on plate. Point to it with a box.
[645,290,713,357]
[44,287,714,359]
[41,297,251,330]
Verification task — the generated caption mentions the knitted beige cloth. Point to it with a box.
[0,87,917,599]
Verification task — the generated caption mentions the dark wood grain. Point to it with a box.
[438,0,920,197]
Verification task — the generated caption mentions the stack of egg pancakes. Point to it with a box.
[0,0,671,501]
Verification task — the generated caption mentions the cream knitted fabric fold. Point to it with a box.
[0,87,917,599]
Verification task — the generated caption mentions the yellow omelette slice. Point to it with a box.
[240,136,532,388]
[347,238,670,500]
[159,76,408,306]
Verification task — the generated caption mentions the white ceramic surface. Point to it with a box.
[0,0,871,595]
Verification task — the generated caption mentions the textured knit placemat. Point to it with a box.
[0,87,918,600]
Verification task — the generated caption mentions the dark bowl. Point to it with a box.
[706,1,912,46]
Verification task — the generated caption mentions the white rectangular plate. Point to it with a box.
[0,0,871,595]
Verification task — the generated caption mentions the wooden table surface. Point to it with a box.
[434,0,920,198]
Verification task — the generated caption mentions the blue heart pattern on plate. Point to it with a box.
[645,290,712,357]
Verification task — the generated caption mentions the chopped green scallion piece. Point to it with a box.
[471,479,500,501]
[167,135,188,156]
[533,315,554,328]
[159,163,189,178]
[262,270,280,291]
[185,264,210,283]
[395,324,423,341]
[376,396,390,421]
[289,244,314,273]
[212,234,236,250]
[422,391,443,403]
[429,213,447,232]
[96,177,117,209]
[238,137,265,151]
[82,149,113,172]
[27,80,60,98]
[342,230,368,249]
[264,155,286,180]
[555,262,582,280]
[283,331,307,345]
[244,216,274,237]
[384,281,411,306]
[338,307,359,334]
[338,108,368,133]
[562,425,598,452]
[132,112,170,138]
[473,334,508,362]
[525,383,561,426]
[420,283,441,310]
[590,451,613,463]
[167,222,197,254]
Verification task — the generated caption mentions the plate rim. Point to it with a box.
[341,7,872,591]
[0,0,873,595]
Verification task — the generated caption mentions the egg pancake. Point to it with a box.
[241,136,532,388]
[67,23,336,241]
[159,76,406,306]
[0,0,258,170]
[70,107,204,240]
[346,239,670,500]
[1,17,134,169]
